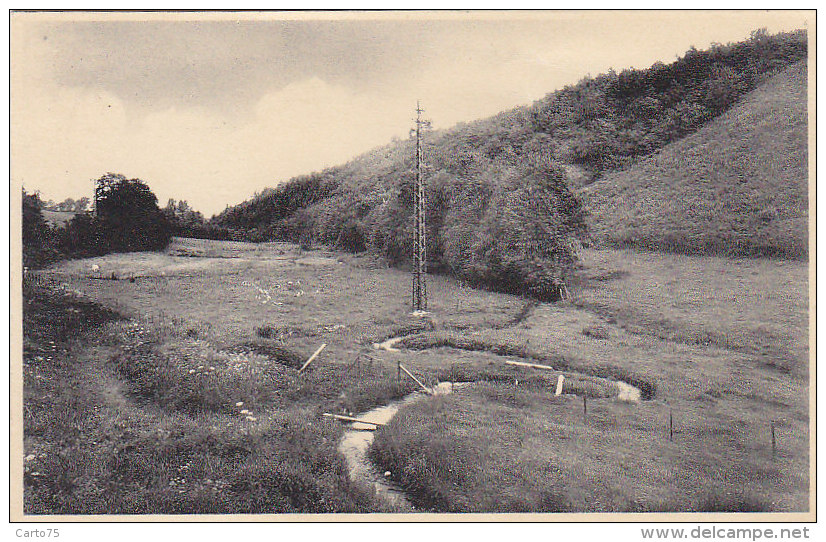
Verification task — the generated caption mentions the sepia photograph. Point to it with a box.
[9,9,815,522]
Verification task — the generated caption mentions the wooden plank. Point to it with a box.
[323,413,385,426]
[399,364,432,394]
[505,360,555,371]
[298,343,327,373]
[555,374,565,396]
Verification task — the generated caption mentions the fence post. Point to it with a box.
[669,408,673,441]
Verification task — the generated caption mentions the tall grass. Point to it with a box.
[22,281,396,514]
[371,383,786,513]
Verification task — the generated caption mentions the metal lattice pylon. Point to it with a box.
[412,101,428,312]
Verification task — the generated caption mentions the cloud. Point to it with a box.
[127,77,411,214]
[246,77,408,169]
[13,74,413,216]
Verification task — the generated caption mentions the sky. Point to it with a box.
[11,10,811,216]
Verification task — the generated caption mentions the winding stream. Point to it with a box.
[371,336,405,352]
[337,382,459,511]
[338,332,643,509]
[616,380,642,402]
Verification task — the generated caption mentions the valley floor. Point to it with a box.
[22,238,810,514]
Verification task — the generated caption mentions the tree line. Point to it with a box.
[23,174,175,268]
[42,196,92,213]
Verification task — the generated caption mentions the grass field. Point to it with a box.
[370,247,809,512]
[24,237,810,514]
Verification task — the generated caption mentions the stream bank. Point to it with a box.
[335,331,645,509]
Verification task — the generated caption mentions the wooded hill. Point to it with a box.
[212,29,807,296]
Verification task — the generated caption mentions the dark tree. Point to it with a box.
[22,189,57,268]
[74,197,91,212]
[93,173,172,253]
[54,198,76,212]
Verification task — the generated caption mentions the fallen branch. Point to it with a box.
[298,343,327,373]
[399,364,432,394]
[505,360,555,371]
[323,413,385,426]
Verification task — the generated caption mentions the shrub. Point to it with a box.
[446,161,587,300]
[582,325,610,340]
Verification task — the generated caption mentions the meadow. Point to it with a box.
[373,248,809,512]
[23,237,810,514]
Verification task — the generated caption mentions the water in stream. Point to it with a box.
[371,336,405,352]
[337,382,459,511]
[616,380,642,402]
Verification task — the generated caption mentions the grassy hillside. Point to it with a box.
[212,29,807,293]
[583,61,808,259]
